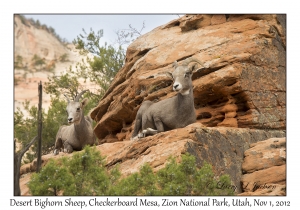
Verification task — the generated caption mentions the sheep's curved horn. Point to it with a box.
[75,90,88,102]
[63,94,70,103]
[182,57,205,68]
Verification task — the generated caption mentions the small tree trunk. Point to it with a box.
[14,136,37,196]
[36,81,43,172]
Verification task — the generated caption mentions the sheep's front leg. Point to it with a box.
[154,117,164,133]
[139,117,163,137]
[54,138,63,155]
[63,142,74,153]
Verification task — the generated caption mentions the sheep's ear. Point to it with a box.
[172,61,178,68]
[81,98,89,108]
[165,72,173,79]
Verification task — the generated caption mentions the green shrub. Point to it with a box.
[154,154,234,196]
[29,146,110,196]
[66,146,110,195]
[14,55,24,69]
[14,98,68,162]
[28,159,75,196]
[31,54,45,70]
[110,164,159,196]
[59,53,69,62]
[28,147,235,196]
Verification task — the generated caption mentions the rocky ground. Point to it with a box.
[20,124,285,195]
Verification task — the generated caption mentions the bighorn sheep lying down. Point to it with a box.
[53,90,96,155]
[131,57,205,139]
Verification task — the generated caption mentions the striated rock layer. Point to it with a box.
[20,125,285,195]
[239,137,286,195]
[90,14,286,142]
[14,15,69,66]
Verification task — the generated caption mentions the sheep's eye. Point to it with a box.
[76,107,80,112]
[184,73,189,78]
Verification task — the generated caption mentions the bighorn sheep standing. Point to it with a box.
[131,57,205,139]
[53,90,96,155]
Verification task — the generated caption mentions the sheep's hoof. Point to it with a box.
[63,148,73,153]
[53,149,59,155]
[142,128,158,136]
[131,136,139,141]
[138,133,145,138]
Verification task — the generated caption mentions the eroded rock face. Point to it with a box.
[14,15,69,67]
[91,14,286,142]
[239,138,286,195]
[14,15,89,114]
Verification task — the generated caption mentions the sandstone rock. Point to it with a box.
[20,152,70,176]
[239,137,286,195]
[239,184,286,196]
[20,125,285,195]
[240,165,286,195]
[242,137,286,173]
[14,15,69,67]
[91,14,286,142]
[179,14,212,32]
[20,173,32,196]
[211,14,227,25]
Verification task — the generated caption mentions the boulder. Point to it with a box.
[90,14,286,141]
[239,137,286,195]
[242,137,286,173]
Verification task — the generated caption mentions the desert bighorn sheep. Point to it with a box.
[53,90,96,155]
[131,57,205,139]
